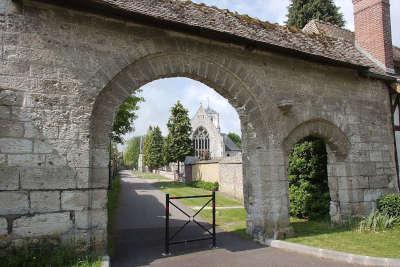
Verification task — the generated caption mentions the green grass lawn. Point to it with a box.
[287,218,400,258]
[135,172,400,258]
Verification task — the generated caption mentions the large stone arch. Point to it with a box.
[282,118,351,223]
[87,50,288,245]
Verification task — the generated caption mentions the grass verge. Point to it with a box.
[107,175,121,256]
[287,218,400,258]
[0,240,101,267]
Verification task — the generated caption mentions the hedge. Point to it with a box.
[377,194,400,218]
[187,180,219,191]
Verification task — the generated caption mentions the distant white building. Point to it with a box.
[191,104,241,160]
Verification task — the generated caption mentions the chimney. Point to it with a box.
[353,0,394,72]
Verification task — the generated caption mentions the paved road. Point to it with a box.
[110,170,359,267]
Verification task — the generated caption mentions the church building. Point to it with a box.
[191,104,241,160]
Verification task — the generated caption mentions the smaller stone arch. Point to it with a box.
[282,118,350,160]
[282,118,351,223]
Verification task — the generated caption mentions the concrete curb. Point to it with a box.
[266,240,400,267]
[101,255,110,267]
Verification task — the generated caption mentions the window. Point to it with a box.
[193,126,210,160]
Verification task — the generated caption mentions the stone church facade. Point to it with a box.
[191,104,241,160]
[0,0,399,252]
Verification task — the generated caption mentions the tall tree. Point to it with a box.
[164,101,193,174]
[227,132,242,149]
[143,126,164,171]
[123,136,142,169]
[112,94,144,144]
[286,0,345,29]
[143,127,154,170]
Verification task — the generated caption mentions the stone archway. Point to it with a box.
[87,51,287,247]
[282,118,351,223]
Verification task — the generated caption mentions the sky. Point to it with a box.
[121,0,400,145]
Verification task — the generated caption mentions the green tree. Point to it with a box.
[288,137,329,219]
[164,101,193,173]
[228,132,242,149]
[112,94,144,144]
[286,0,345,29]
[143,126,164,171]
[123,136,142,169]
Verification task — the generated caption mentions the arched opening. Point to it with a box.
[86,50,267,261]
[288,136,329,220]
[103,76,246,263]
[283,119,351,224]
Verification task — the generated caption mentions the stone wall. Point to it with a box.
[191,160,220,183]
[190,156,244,200]
[0,0,398,251]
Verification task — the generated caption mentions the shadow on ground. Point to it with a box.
[109,175,262,267]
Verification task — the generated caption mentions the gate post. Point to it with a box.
[164,193,170,255]
[212,190,216,247]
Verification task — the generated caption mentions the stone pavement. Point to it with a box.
[110,170,360,267]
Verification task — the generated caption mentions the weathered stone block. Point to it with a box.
[90,167,109,188]
[23,122,39,138]
[13,212,73,237]
[0,167,19,190]
[92,148,108,168]
[0,192,29,215]
[33,139,54,153]
[0,138,32,153]
[66,149,90,168]
[75,209,107,229]
[91,190,107,209]
[7,154,45,166]
[0,89,17,106]
[61,191,89,211]
[369,175,390,189]
[45,153,67,166]
[0,217,7,236]
[21,167,75,189]
[0,106,10,120]
[0,120,24,137]
[30,191,60,213]
[76,167,90,188]
[369,151,383,162]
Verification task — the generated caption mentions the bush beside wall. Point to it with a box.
[377,194,400,218]
[187,180,219,191]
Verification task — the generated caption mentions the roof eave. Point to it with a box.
[32,0,370,72]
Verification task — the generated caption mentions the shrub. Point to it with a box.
[358,210,399,232]
[377,194,400,218]
[187,180,219,191]
[288,137,329,219]
[0,239,100,267]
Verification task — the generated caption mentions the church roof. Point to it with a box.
[222,134,241,152]
[205,107,217,115]
[45,0,395,77]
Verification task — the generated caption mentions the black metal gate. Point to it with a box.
[164,191,216,255]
